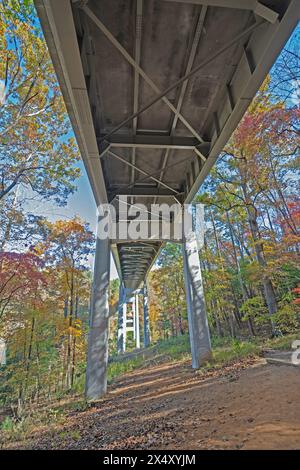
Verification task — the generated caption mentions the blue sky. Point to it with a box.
[30,162,119,278]
[39,161,98,231]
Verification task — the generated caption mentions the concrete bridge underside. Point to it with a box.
[35,0,299,400]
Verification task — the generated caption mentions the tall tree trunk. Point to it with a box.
[64,296,68,318]
[71,292,79,388]
[21,315,35,410]
[35,342,41,403]
[268,151,299,237]
[266,207,276,235]
[66,269,74,389]
[215,312,223,337]
[0,185,20,252]
[226,211,254,335]
[177,307,184,335]
[241,183,278,334]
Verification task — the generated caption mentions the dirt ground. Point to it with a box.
[7,356,300,450]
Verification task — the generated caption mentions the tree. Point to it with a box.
[150,244,187,339]
[0,251,46,322]
[0,0,80,250]
[38,218,94,388]
[201,80,299,334]
[271,23,300,105]
[0,218,94,411]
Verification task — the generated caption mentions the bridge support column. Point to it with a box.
[85,235,110,401]
[143,282,150,348]
[117,286,126,354]
[135,293,140,349]
[183,230,212,368]
[123,302,127,352]
[132,297,136,340]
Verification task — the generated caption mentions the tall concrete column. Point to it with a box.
[183,230,212,368]
[135,293,140,349]
[85,235,110,401]
[122,302,127,352]
[117,285,126,354]
[132,298,136,340]
[143,281,150,348]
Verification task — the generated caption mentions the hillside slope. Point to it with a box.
[5,349,300,450]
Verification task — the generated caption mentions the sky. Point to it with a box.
[27,161,119,279]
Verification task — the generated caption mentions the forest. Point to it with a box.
[0,0,299,420]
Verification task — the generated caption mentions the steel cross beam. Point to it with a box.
[123,267,149,271]
[154,6,207,202]
[109,188,179,197]
[107,155,193,200]
[121,246,155,250]
[108,150,180,194]
[122,254,153,258]
[123,266,150,269]
[120,244,158,251]
[100,135,205,150]
[122,265,148,268]
[82,5,204,143]
[122,264,148,268]
[93,20,263,141]
[123,266,152,270]
[123,275,147,278]
[131,0,143,200]
[122,260,150,272]
[122,256,152,258]
[122,264,148,269]
[116,196,172,222]
[194,145,208,162]
[123,264,150,268]
[120,249,157,253]
[161,0,279,24]
[122,258,151,262]
[122,259,150,263]
[123,271,146,275]
[122,254,151,258]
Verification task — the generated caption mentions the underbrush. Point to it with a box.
[0,396,89,447]
[211,339,260,366]
[263,333,300,350]
[0,406,65,447]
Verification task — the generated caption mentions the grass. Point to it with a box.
[211,339,260,367]
[0,395,92,447]
[263,333,300,350]
[108,355,145,383]
[107,332,300,381]
[0,406,66,447]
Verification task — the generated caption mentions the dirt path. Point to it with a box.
[9,357,300,450]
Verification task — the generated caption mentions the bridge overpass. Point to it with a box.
[34,0,299,400]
